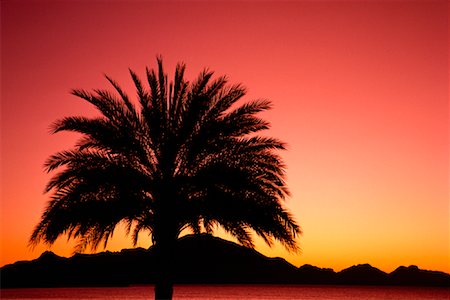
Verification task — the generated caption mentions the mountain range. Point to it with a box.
[1,234,449,288]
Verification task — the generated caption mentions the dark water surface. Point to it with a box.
[1,285,449,299]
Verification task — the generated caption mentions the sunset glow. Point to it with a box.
[1,1,448,274]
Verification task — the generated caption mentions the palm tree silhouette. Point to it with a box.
[30,57,301,299]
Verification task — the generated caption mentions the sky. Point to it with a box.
[1,1,448,273]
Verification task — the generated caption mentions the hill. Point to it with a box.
[1,234,449,288]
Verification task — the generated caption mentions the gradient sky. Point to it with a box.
[1,1,448,273]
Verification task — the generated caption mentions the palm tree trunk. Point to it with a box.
[154,238,175,299]
[153,181,178,299]
[153,221,177,299]
[154,275,173,299]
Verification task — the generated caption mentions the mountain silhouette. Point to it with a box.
[336,264,387,285]
[1,234,449,288]
[297,264,336,284]
[389,265,450,286]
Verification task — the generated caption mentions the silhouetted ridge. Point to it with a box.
[173,234,298,284]
[297,264,336,284]
[1,235,449,288]
[38,251,62,260]
[389,265,450,286]
[337,264,387,285]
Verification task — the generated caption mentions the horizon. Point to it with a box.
[2,234,449,275]
[1,1,449,275]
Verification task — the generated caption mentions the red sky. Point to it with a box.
[1,1,448,273]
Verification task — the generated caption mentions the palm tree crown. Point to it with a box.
[30,57,300,260]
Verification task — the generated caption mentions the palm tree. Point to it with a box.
[30,57,301,299]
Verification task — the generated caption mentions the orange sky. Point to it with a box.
[1,1,448,273]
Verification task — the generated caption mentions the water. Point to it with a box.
[1,285,449,300]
